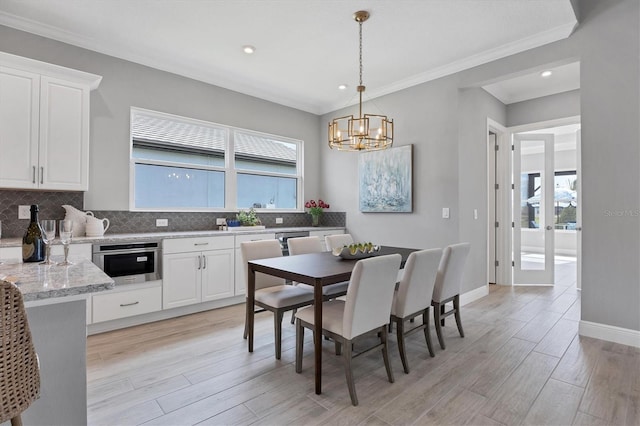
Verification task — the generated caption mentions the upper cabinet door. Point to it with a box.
[39,76,90,191]
[0,66,40,189]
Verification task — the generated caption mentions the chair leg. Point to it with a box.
[423,308,435,357]
[274,311,284,360]
[290,308,297,324]
[295,319,304,373]
[454,295,465,338]
[440,304,446,326]
[342,337,358,406]
[243,300,249,339]
[335,340,342,356]
[433,302,446,350]
[396,318,410,374]
[11,415,23,426]
[381,326,394,384]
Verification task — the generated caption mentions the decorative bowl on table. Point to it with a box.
[332,243,380,260]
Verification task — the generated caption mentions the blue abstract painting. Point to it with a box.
[359,145,412,212]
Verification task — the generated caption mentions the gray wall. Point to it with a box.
[322,0,639,331]
[507,89,581,127]
[0,26,322,211]
[1,0,637,333]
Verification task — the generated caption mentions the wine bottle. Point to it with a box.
[22,204,45,262]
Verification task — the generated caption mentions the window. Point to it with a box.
[130,108,302,211]
[521,170,577,230]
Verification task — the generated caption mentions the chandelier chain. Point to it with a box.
[358,20,363,87]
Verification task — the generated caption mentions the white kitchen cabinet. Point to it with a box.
[163,236,235,309]
[309,229,345,251]
[0,52,101,191]
[92,282,162,323]
[234,233,276,296]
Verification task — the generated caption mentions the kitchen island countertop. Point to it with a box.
[0,256,114,302]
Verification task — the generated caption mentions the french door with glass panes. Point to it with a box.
[513,133,555,285]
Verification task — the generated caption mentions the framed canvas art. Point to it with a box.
[359,144,412,212]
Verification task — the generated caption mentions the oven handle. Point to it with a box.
[94,248,160,256]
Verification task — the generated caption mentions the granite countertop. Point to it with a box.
[0,256,115,302]
[0,226,345,247]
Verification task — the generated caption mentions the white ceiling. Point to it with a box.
[0,0,578,115]
[483,61,580,104]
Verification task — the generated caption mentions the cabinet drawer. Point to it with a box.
[92,286,161,323]
[234,233,276,248]
[163,235,234,254]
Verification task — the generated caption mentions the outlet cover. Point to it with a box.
[18,205,30,219]
[156,218,168,227]
[442,207,450,219]
[275,217,283,224]
[216,218,226,225]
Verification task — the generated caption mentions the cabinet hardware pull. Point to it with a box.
[203,256,207,269]
[120,301,139,307]
[40,166,44,184]
[32,166,36,184]
[198,255,202,269]
[194,242,209,246]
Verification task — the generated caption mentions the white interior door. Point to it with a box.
[513,133,555,285]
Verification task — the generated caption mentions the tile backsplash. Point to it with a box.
[0,190,345,237]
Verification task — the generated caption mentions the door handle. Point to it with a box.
[546,225,553,230]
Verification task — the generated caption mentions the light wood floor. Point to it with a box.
[87,268,639,425]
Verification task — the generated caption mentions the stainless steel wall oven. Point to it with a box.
[92,241,161,285]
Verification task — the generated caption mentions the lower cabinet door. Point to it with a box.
[162,252,201,309]
[93,286,161,323]
[201,248,234,302]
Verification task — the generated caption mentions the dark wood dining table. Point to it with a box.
[246,245,418,394]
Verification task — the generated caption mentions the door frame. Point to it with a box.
[487,118,510,286]
[504,115,581,286]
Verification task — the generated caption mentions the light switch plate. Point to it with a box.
[18,205,30,219]
[156,218,168,227]
[442,207,450,219]
[216,218,226,225]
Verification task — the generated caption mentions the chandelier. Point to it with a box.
[328,10,394,151]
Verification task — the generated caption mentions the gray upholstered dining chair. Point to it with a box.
[432,242,471,350]
[390,248,442,373]
[295,254,401,406]
[324,233,354,253]
[241,239,314,359]
[1,280,41,426]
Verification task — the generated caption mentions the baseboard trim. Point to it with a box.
[461,285,489,306]
[579,320,640,348]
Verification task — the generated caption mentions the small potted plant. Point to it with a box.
[305,199,329,226]
[236,208,261,226]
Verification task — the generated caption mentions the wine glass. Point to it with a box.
[40,219,56,265]
[58,219,74,266]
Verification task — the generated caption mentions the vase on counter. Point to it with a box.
[311,213,320,227]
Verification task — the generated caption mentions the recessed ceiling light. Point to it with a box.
[243,45,255,54]
[338,84,348,90]
[540,70,553,78]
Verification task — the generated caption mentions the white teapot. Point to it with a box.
[85,215,110,237]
